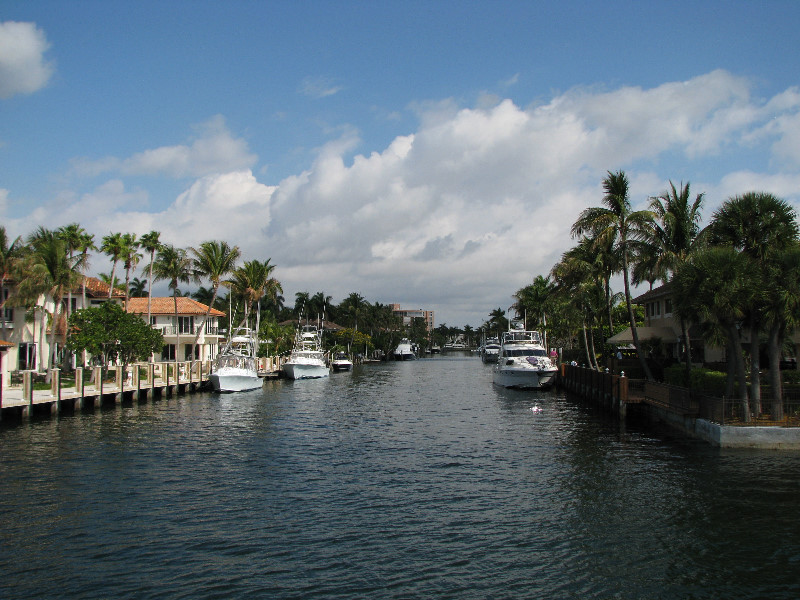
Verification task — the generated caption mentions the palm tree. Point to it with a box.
[709,192,800,414]
[100,232,126,298]
[294,291,311,318]
[572,170,655,380]
[673,246,755,421]
[488,308,508,340]
[0,226,22,341]
[128,277,148,298]
[646,181,705,385]
[152,245,198,367]
[189,240,240,359]
[26,228,83,381]
[229,259,281,329]
[121,233,141,306]
[139,230,162,326]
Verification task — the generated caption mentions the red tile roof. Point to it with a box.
[126,297,225,317]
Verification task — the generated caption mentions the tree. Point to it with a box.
[139,230,162,326]
[121,232,141,306]
[25,228,84,380]
[0,226,22,341]
[673,246,755,420]
[66,302,164,370]
[646,181,705,385]
[128,277,148,298]
[708,192,800,414]
[152,245,197,366]
[100,232,126,298]
[189,240,240,359]
[228,259,281,328]
[488,308,508,340]
[572,170,655,380]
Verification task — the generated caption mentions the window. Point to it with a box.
[18,342,36,370]
[664,298,673,315]
[178,316,193,334]
[162,344,175,361]
[2,288,12,323]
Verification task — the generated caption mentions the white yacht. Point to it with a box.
[393,338,417,360]
[331,351,353,372]
[283,324,330,379]
[481,337,501,363]
[493,322,557,389]
[209,327,262,392]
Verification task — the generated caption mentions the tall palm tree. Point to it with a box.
[572,170,655,380]
[488,308,508,340]
[26,228,83,381]
[709,192,799,414]
[139,230,162,326]
[646,181,705,385]
[121,233,141,306]
[673,246,756,421]
[128,277,148,298]
[294,291,311,318]
[100,232,126,298]
[189,240,240,359]
[0,226,22,341]
[152,245,198,367]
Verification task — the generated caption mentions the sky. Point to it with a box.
[2,1,800,328]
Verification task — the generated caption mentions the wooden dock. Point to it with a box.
[0,358,284,423]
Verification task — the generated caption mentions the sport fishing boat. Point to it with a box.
[209,327,262,392]
[493,321,557,389]
[283,324,329,379]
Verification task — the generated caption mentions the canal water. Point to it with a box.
[1,354,799,599]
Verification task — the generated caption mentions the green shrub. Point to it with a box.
[664,364,729,396]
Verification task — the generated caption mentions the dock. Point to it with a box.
[0,358,284,423]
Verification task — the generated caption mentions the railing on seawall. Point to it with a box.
[559,363,630,417]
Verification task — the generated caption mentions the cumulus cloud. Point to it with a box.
[28,70,800,325]
[0,21,53,99]
[72,115,257,178]
[299,76,343,98]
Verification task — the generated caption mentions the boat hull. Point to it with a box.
[331,362,353,372]
[283,362,329,379]
[492,366,557,389]
[209,370,262,392]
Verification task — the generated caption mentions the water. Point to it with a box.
[1,354,799,599]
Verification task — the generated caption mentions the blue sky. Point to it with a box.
[2,1,800,327]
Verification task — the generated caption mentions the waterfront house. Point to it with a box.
[0,276,126,383]
[125,297,226,363]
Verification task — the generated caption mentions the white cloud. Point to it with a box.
[26,71,800,326]
[299,76,343,98]
[72,115,257,179]
[0,21,53,99]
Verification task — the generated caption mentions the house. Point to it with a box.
[0,276,125,381]
[607,283,729,365]
[126,297,226,363]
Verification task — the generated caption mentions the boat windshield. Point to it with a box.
[505,348,547,358]
[217,355,256,370]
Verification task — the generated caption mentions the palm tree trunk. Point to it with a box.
[173,291,180,372]
[727,323,750,422]
[147,252,155,325]
[767,321,784,421]
[108,261,118,298]
[191,284,219,361]
[681,317,691,387]
[623,253,654,381]
[581,321,592,368]
[749,319,761,417]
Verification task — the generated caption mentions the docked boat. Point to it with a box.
[492,322,557,389]
[393,338,417,360]
[331,351,353,372]
[209,327,262,392]
[283,324,330,379]
[481,336,501,363]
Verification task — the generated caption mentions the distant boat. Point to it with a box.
[209,327,262,392]
[481,337,501,363]
[284,324,330,379]
[393,338,417,360]
[331,351,353,372]
[493,321,557,389]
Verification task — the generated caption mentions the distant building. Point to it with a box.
[390,304,434,335]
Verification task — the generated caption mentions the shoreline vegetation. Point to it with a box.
[3,170,799,423]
